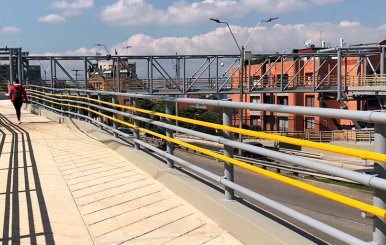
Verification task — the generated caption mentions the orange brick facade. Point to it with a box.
[231,51,383,133]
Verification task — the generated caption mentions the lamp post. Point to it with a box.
[210,17,278,153]
[96,43,111,55]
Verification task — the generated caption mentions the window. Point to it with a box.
[278,117,288,131]
[305,117,315,129]
[263,95,273,104]
[305,95,315,107]
[277,96,288,105]
[251,96,260,104]
[252,76,261,86]
[305,72,313,85]
[251,115,260,126]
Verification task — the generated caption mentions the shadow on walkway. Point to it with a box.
[0,113,55,245]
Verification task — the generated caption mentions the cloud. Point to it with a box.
[51,0,93,10]
[101,0,342,26]
[339,20,360,27]
[1,26,21,34]
[38,14,66,24]
[51,0,93,16]
[101,0,241,26]
[310,0,343,5]
[37,21,385,57]
[378,23,386,31]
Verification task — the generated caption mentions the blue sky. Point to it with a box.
[1,0,386,55]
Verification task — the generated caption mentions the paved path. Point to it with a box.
[0,101,241,245]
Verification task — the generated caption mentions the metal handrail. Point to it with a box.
[27,86,386,244]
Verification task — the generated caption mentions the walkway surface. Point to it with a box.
[0,100,241,245]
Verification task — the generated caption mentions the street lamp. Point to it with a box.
[209,18,241,52]
[210,17,278,151]
[96,43,111,55]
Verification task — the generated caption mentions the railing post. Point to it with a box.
[373,123,386,244]
[87,93,91,122]
[132,98,140,150]
[98,93,103,130]
[67,90,71,118]
[165,102,174,168]
[223,106,234,200]
[112,96,118,138]
[77,91,81,120]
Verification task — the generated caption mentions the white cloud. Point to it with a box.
[38,14,66,24]
[36,21,385,57]
[101,0,343,26]
[51,0,93,10]
[339,20,360,27]
[1,26,21,34]
[378,23,386,31]
[51,0,93,16]
[101,0,241,26]
[310,0,343,5]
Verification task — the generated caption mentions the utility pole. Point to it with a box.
[72,69,81,83]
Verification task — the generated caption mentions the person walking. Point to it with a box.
[9,79,28,124]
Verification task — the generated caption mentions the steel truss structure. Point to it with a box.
[0,46,385,99]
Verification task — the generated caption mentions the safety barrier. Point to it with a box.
[26,85,386,244]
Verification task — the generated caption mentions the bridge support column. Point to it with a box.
[112,96,118,138]
[373,123,386,244]
[223,106,234,200]
[165,102,174,168]
[133,98,140,150]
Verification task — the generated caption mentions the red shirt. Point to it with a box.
[9,84,28,103]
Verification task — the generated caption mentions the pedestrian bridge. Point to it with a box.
[0,100,245,244]
[1,99,321,245]
[2,86,386,245]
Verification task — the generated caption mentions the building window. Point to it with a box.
[305,95,315,107]
[252,76,261,86]
[277,96,288,105]
[263,95,273,104]
[251,96,260,104]
[278,117,288,131]
[305,72,313,85]
[305,117,315,129]
[251,115,260,126]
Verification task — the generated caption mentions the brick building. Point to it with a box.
[231,41,385,133]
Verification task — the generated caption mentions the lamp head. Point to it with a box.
[266,17,279,22]
[209,18,221,23]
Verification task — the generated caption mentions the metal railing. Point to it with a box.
[256,130,374,143]
[26,85,386,244]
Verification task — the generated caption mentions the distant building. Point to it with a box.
[231,40,386,133]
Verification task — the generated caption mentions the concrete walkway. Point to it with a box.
[0,100,241,245]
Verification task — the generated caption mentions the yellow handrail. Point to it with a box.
[28,93,386,218]
[29,89,386,163]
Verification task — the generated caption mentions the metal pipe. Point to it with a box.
[131,140,366,244]
[373,123,386,244]
[381,47,385,76]
[223,105,234,200]
[337,49,342,101]
[9,49,13,86]
[27,85,386,123]
[132,98,140,150]
[84,57,88,89]
[116,56,121,92]
[112,96,118,138]
[36,93,386,191]
[165,101,174,168]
